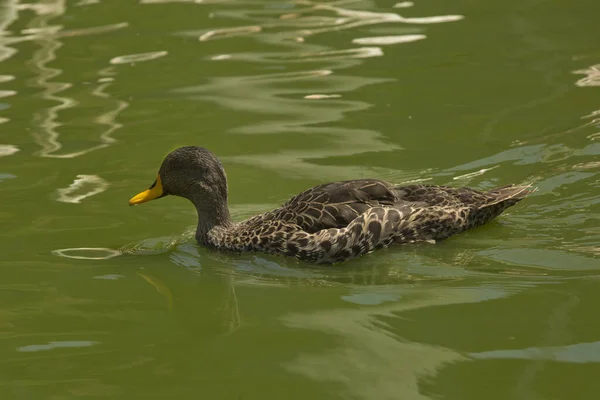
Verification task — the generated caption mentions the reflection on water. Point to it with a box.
[170,0,465,180]
[573,63,600,87]
[196,0,463,37]
[199,25,262,41]
[393,1,414,8]
[110,51,169,65]
[1,0,599,398]
[0,0,18,63]
[352,34,426,45]
[135,243,242,336]
[176,69,398,179]
[26,0,75,158]
[56,174,109,203]
[471,341,600,364]
[573,63,600,151]
[21,0,129,158]
[452,165,500,183]
[0,144,19,157]
[280,284,515,400]
[0,0,17,127]
[52,247,120,260]
[17,341,99,353]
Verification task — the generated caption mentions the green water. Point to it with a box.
[1,0,599,398]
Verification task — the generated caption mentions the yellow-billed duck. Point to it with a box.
[129,146,534,264]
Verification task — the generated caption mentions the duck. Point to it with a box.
[129,146,534,264]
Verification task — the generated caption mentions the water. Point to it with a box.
[1,0,599,398]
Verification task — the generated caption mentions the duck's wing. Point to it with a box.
[269,179,402,233]
[264,181,534,235]
[257,206,417,264]
[395,184,534,208]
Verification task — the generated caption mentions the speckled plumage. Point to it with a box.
[131,146,534,264]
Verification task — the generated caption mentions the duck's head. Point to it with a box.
[128,146,228,207]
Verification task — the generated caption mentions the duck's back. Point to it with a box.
[259,180,532,235]
[265,179,399,233]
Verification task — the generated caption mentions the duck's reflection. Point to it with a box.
[133,243,241,337]
[121,232,484,340]
[52,229,568,399]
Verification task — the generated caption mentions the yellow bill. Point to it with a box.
[129,175,165,205]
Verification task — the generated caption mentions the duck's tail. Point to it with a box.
[479,184,537,209]
[463,183,536,231]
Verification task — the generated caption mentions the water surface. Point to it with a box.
[1,0,599,399]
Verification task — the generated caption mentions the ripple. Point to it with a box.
[17,341,99,353]
[158,0,464,183]
[398,15,464,24]
[573,63,600,87]
[0,2,18,64]
[231,257,324,283]
[479,248,600,271]
[75,0,101,5]
[0,90,16,98]
[110,50,168,64]
[26,13,127,159]
[304,94,341,99]
[57,22,129,38]
[93,274,125,280]
[21,27,61,35]
[183,0,465,50]
[175,67,397,179]
[141,0,204,3]
[295,4,463,36]
[56,174,109,204]
[0,173,16,181]
[281,286,501,400]
[289,47,384,61]
[470,341,600,364]
[572,160,600,170]
[452,165,500,181]
[52,247,121,260]
[0,144,19,157]
[119,231,195,256]
[393,2,414,8]
[211,54,232,60]
[352,34,426,45]
[199,25,261,41]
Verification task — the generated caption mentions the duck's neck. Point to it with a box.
[193,195,233,245]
